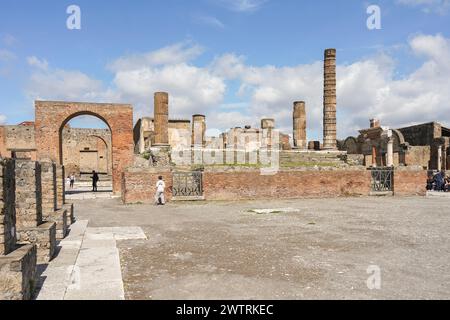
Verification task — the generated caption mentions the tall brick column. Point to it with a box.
[15,160,56,263]
[323,48,337,150]
[154,92,169,146]
[293,101,307,150]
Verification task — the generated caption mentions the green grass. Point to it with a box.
[280,162,339,168]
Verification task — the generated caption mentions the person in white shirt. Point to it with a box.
[155,176,166,205]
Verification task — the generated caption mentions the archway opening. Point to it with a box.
[60,114,113,196]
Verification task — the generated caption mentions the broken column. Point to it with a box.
[15,160,56,263]
[40,161,67,239]
[323,48,337,150]
[261,118,275,149]
[293,101,307,150]
[192,114,206,147]
[154,92,169,146]
[0,158,37,300]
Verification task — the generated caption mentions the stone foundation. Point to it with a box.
[16,221,56,264]
[0,244,37,300]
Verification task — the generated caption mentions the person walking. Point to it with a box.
[70,173,75,189]
[155,176,166,205]
[91,170,99,192]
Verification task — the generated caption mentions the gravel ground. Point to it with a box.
[74,196,450,300]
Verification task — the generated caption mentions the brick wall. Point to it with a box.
[40,162,57,219]
[203,169,371,200]
[122,168,173,204]
[393,169,427,196]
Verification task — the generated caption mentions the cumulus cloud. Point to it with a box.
[396,0,450,14]
[26,58,118,103]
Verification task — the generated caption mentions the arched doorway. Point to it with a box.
[35,101,134,195]
[60,116,112,175]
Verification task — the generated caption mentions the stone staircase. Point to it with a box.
[279,151,349,168]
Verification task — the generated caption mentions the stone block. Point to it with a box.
[0,244,37,300]
[46,209,68,240]
[0,159,16,256]
[17,222,56,264]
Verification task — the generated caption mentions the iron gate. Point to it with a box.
[172,171,203,198]
[370,167,393,192]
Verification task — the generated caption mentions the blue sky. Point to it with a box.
[1,0,449,139]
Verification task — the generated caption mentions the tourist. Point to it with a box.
[66,176,71,188]
[433,170,446,192]
[445,175,450,192]
[70,173,75,189]
[91,170,99,192]
[155,176,166,205]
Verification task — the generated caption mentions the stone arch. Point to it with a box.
[342,136,359,154]
[35,101,134,194]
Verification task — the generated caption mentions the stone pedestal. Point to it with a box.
[15,160,56,263]
[0,244,37,300]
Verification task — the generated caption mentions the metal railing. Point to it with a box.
[172,171,203,197]
[369,167,393,192]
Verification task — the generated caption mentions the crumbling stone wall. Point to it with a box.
[398,122,441,146]
[0,159,16,255]
[62,128,111,175]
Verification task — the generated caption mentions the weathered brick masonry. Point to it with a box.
[203,169,372,200]
[0,159,16,255]
[393,168,427,196]
[122,168,173,204]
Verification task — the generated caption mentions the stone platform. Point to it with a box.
[17,222,56,264]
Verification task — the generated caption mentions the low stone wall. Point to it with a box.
[121,167,430,203]
[122,168,173,204]
[394,168,427,196]
[203,168,371,200]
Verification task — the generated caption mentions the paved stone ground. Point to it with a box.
[70,196,449,300]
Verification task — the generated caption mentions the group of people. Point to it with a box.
[427,170,450,192]
[66,171,100,192]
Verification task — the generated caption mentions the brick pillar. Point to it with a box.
[323,48,337,150]
[293,101,307,150]
[192,114,206,147]
[56,165,65,209]
[15,160,56,263]
[154,92,169,146]
[40,162,57,219]
[0,159,16,255]
[15,161,42,228]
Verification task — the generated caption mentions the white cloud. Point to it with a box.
[0,114,6,124]
[194,15,225,29]
[396,0,450,14]
[0,49,16,62]
[108,42,204,71]
[27,56,49,71]
[214,0,268,12]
